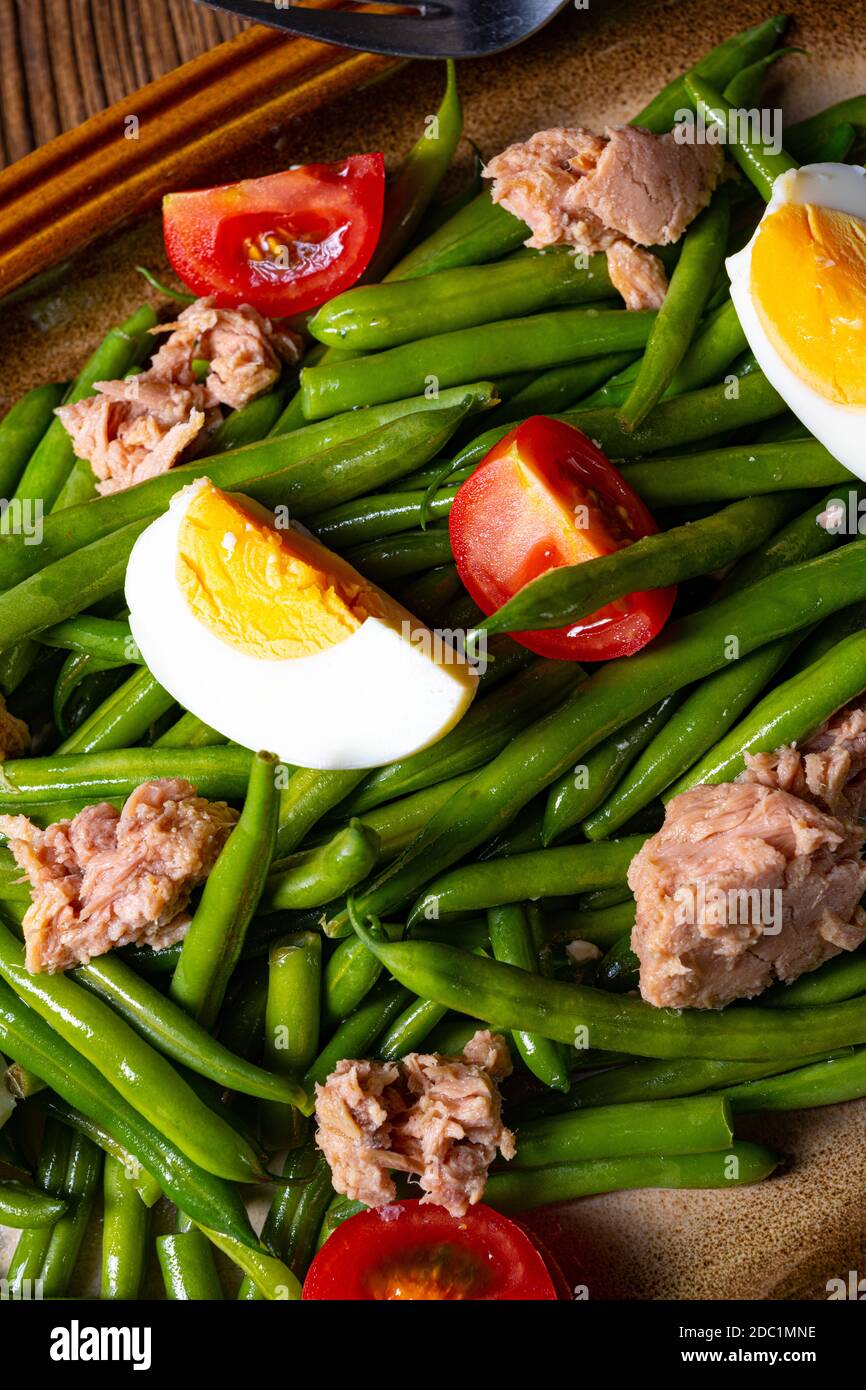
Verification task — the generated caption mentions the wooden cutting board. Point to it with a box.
[0,0,247,169]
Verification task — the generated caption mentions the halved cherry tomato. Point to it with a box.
[163,155,385,318]
[302,1200,562,1301]
[449,415,676,661]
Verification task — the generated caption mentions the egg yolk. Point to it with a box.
[750,202,866,406]
[176,483,375,659]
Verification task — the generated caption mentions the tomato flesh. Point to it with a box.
[449,415,675,661]
[163,155,385,317]
[302,1200,561,1301]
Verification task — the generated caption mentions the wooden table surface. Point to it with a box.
[0,0,249,168]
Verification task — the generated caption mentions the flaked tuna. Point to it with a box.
[0,779,237,973]
[628,780,866,1010]
[56,298,301,495]
[314,1030,515,1217]
[742,695,866,819]
[485,124,725,311]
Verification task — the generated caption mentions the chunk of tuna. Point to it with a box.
[605,240,669,311]
[56,298,301,494]
[314,1030,515,1217]
[0,779,237,973]
[743,696,866,819]
[485,123,724,309]
[573,126,724,247]
[628,780,866,1010]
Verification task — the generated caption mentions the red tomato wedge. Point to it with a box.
[449,415,675,661]
[302,1200,562,1301]
[163,155,385,318]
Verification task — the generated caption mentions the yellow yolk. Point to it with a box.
[750,202,866,406]
[176,484,373,660]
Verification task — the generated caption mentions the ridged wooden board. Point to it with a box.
[0,0,247,167]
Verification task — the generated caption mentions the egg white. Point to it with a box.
[727,162,866,479]
[125,480,478,770]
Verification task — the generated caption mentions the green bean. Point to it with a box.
[394,563,463,623]
[45,1095,162,1207]
[55,666,174,755]
[52,652,125,739]
[0,745,253,805]
[274,1148,335,1281]
[376,992,449,1061]
[423,1015,495,1057]
[218,963,267,1061]
[35,615,139,665]
[198,1223,302,1301]
[408,838,645,926]
[345,526,453,582]
[301,307,654,420]
[262,931,321,1148]
[101,1154,149,1299]
[596,932,639,993]
[578,637,798,842]
[0,392,489,592]
[310,487,458,550]
[340,774,473,867]
[237,1141,317,1300]
[485,1142,780,1213]
[0,1181,67,1228]
[209,380,293,454]
[367,59,463,280]
[786,96,866,162]
[512,1094,733,1168]
[765,949,866,1009]
[305,977,413,1089]
[4,1060,45,1097]
[488,905,570,1091]
[0,383,67,498]
[152,711,225,750]
[721,1049,866,1114]
[72,951,310,1107]
[311,248,618,351]
[670,626,866,796]
[544,696,679,844]
[631,14,789,132]
[620,191,730,430]
[623,439,849,507]
[813,122,858,162]
[350,912,866,1062]
[170,753,278,1028]
[540,900,636,951]
[40,1132,103,1297]
[13,307,157,511]
[322,923,402,1027]
[157,1230,224,1300]
[0,978,256,1244]
[274,767,364,858]
[387,191,526,282]
[685,75,798,201]
[343,659,582,816]
[5,1118,69,1292]
[0,518,149,649]
[329,541,866,933]
[480,493,802,636]
[451,368,786,474]
[0,923,268,1183]
[483,353,640,435]
[262,821,378,915]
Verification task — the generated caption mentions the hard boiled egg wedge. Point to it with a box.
[125,478,478,769]
[727,162,866,477]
